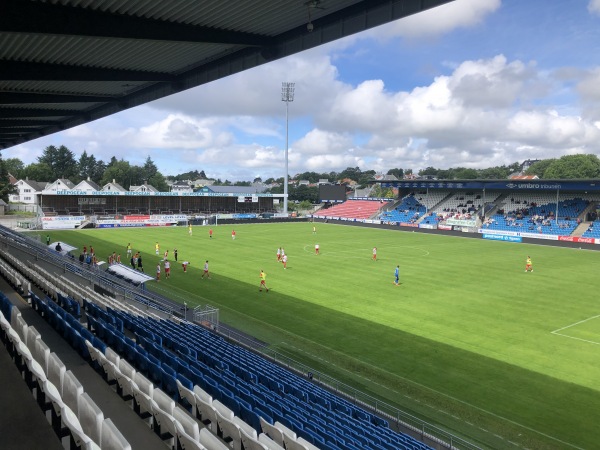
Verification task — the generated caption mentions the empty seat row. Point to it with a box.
[0,292,130,450]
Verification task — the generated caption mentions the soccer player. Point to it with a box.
[201,260,210,279]
[174,248,178,262]
[209,228,213,239]
[164,249,169,261]
[312,225,316,234]
[372,247,377,261]
[315,244,319,255]
[182,261,189,272]
[137,254,144,272]
[282,254,288,269]
[259,270,269,292]
[164,260,171,279]
[116,253,121,264]
[277,247,282,262]
[525,256,533,272]
[232,229,236,240]
[156,263,161,282]
[46,234,51,245]
[155,242,160,255]
[188,224,193,236]
[394,265,400,285]
[126,243,132,257]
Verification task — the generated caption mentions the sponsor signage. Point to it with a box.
[96,214,181,228]
[437,224,452,230]
[383,180,600,191]
[400,222,419,228]
[49,190,281,197]
[447,218,477,227]
[42,216,85,230]
[419,223,437,230]
[483,234,522,243]
[558,236,595,244]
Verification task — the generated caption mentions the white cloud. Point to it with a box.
[369,0,501,40]
[589,0,600,15]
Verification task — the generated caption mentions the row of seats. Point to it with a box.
[314,200,387,220]
[380,196,426,223]
[82,300,290,450]
[0,292,130,450]
[0,257,31,295]
[111,309,431,450]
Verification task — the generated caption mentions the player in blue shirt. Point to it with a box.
[394,265,400,286]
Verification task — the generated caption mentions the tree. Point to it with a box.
[370,185,394,198]
[37,145,77,180]
[542,154,600,179]
[21,162,53,182]
[0,153,16,202]
[452,168,478,179]
[4,158,24,179]
[77,150,105,184]
[253,177,262,183]
[100,160,132,188]
[525,159,556,178]
[387,168,404,179]
[418,167,440,177]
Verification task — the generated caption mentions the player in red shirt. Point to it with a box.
[372,247,377,261]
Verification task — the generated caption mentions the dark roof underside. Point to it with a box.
[0,0,454,150]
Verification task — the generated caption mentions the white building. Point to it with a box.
[73,178,101,192]
[9,179,47,204]
[170,181,193,193]
[42,178,75,194]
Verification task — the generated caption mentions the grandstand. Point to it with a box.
[0,225,446,450]
[483,194,595,236]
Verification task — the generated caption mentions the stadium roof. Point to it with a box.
[0,0,454,150]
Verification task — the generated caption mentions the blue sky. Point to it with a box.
[8,0,600,181]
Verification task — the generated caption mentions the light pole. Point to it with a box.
[281,82,295,215]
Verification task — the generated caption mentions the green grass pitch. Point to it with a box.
[39,222,600,449]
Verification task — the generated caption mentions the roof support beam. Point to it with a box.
[0,119,59,127]
[0,0,273,46]
[0,92,115,104]
[0,61,174,82]
[0,108,82,118]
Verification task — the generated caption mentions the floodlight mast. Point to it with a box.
[281,82,295,215]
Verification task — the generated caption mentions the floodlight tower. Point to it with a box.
[281,82,295,215]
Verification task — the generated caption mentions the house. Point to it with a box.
[102,179,127,192]
[129,182,159,193]
[10,178,47,204]
[317,179,330,185]
[520,159,540,172]
[73,178,101,192]
[171,181,193,193]
[42,178,75,194]
[297,180,310,186]
[0,199,7,215]
[192,179,215,188]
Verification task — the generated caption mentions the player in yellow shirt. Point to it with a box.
[525,256,533,272]
[259,269,269,292]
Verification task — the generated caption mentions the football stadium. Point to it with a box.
[2,2,600,450]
